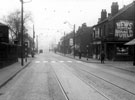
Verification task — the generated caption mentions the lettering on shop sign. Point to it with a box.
[115,20,133,39]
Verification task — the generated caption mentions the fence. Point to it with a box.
[0,42,18,68]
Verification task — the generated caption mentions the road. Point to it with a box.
[0,52,135,100]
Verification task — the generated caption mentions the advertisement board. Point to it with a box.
[115,20,133,40]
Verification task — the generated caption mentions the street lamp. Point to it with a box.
[32,25,35,57]
[64,32,66,55]
[64,21,75,58]
[36,35,38,53]
[86,45,89,60]
[20,0,24,66]
[20,0,32,66]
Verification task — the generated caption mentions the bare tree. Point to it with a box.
[2,9,33,43]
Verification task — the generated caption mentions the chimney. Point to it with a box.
[101,9,107,21]
[111,2,119,16]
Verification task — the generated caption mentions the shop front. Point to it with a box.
[106,42,133,61]
[92,41,101,59]
[106,20,134,61]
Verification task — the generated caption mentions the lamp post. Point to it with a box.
[64,21,75,58]
[86,45,89,60]
[36,35,38,53]
[133,1,135,66]
[32,25,35,57]
[73,24,75,58]
[20,0,32,66]
[64,32,66,55]
[20,0,24,66]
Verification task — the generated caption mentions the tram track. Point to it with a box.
[78,66,135,96]
[65,62,135,100]
[50,65,70,100]
[63,63,112,100]
[50,62,112,100]
[48,54,135,99]
[49,54,135,100]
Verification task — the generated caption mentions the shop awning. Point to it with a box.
[125,39,135,45]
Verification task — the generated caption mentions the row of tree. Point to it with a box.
[1,9,33,45]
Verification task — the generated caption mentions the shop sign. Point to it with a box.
[116,46,128,55]
[115,20,133,39]
[69,38,73,46]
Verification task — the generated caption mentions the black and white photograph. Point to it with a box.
[0,0,135,100]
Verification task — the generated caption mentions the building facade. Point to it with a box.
[92,1,135,61]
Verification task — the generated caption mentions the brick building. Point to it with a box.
[92,1,135,61]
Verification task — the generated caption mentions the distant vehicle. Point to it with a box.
[39,49,43,53]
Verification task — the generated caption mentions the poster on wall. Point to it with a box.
[115,20,133,40]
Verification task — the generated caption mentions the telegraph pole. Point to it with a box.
[36,35,38,53]
[64,32,65,55]
[20,0,24,66]
[32,25,35,57]
[133,1,135,65]
[73,24,75,58]
[20,0,32,65]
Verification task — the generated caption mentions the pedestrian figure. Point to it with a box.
[79,50,82,59]
[100,51,105,63]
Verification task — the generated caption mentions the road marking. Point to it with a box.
[67,61,72,63]
[43,61,48,63]
[35,61,40,63]
[76,61,82,63]
[59,61,64,63]
[51,61,56,63]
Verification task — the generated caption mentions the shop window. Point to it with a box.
[116,45,128,55]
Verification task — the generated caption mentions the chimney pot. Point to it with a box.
[111,2,119,16]
[101,9,107,21]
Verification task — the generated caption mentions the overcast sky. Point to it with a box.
[0,0,133,50]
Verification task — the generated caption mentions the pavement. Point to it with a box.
[0,57,33,89]
[60,53,135,73]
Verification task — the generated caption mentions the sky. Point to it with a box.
[0,0,133,50]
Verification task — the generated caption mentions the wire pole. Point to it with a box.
[33,25,35,56]
[73,24,75,58]
[36,35,38,53]
[64,32,65,55]
[20,0,24,66]
[133,1,135,66]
